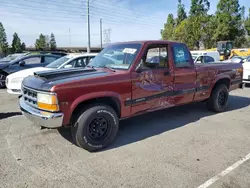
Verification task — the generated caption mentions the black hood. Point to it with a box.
[22,68,110,91]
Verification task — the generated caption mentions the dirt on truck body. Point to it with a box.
[19,40,243,152]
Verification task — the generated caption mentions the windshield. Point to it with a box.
[217,43,226,50]
[226,42,233,50]
[46,56,71,68]
[0,53,26,62]
[88,43,142,70]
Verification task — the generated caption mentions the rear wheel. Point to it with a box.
[0,73,7,88]
[206,84,229,112]
[71,104,119,152]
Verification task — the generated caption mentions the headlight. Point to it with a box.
[37,93,59,111]
[11,77,24,84]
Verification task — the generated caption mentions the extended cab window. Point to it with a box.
[143,46,168,69]
[172,44,192,67]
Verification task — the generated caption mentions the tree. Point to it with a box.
[0,22,8,55]
[245,8,250,36]
[45,35,50,50]
[185,16,204,49]
[161,14,175,40]
[50,33,57,50]
[173,19,189,44]
[214,0,244,47]
[21,42,26,51]
[202,15,217,49]
[35,34,46,50]
[189,0,210,17]
[176,0,187,25]
[11,32,22,53]
[187,0,210,49]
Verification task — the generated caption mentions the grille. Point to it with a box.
[22,86,38,108]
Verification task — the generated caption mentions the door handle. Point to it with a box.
[164,71,170,76]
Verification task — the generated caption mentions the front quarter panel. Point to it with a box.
[53,72,132,125]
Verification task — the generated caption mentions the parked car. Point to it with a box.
[191,50,220,62]
[6,53,97,94]
[192,55,216,63]
[0,54,63,88]
[19,40,243,152]
[242,56,250,84]
[0,53,29,63]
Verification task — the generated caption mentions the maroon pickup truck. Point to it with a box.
[19,40,243,151]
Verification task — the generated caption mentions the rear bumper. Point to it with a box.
[19,96,63,128]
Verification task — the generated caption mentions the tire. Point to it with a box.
[206,84,229,112]
[71,104,119,152]
[0,73,7,88]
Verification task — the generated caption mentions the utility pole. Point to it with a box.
[87,0,91,53]
[100,18,103,49]
[69,28,71,45]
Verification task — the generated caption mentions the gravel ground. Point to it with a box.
[0,88,250,188]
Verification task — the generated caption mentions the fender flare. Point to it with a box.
[69,91,123,118]
[210,75,231,92]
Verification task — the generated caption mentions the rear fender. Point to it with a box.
[210,76,231,95]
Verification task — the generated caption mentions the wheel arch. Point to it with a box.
[69,92,122,125]
[211,77,231,94]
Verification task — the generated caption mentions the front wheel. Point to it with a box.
[206,84,229,112]
[0,73,7,88]
[71,104,119,152]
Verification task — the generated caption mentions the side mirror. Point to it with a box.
[196,60,202,63]
[64,64,73,69]
[19,60,25,66]
[135,59,151,73]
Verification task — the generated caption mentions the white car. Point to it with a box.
[6,53,97,94]
[243,61,250,84]
[191,50,220,62]
[192,55,217,63]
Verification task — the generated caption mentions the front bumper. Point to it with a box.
[19,96,63,128]
[7,89,21,95]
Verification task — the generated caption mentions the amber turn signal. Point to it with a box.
[38,102,59,111]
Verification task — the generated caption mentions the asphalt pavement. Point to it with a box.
[0,88,250,188]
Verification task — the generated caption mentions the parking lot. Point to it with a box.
[1,87,250,188]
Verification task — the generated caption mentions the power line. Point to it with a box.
[86,12,162,26]
[2,0,83,12]
[1,3,83,16]
[88,5,162,22]
[1,0,163,25]
[0,12,83,23]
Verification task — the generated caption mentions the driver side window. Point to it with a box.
[143,46,168,69]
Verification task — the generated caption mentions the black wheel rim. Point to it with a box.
[88,116,110,141]
[218,90,227,108]
[0,74,6,88]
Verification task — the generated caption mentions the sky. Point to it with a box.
[0,0,249,47]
